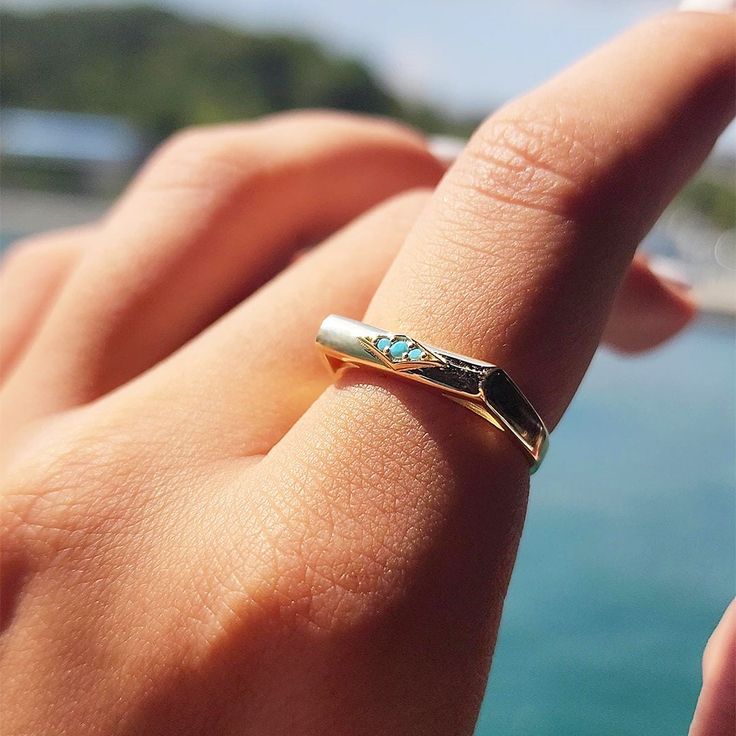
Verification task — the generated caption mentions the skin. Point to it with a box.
[0,11,734,736]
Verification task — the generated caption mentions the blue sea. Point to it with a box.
[476,318,735,735]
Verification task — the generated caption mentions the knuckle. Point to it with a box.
[266,108,426,147]
[140,112,438,200]
[155,123,222,156]
[261,110,441,181]
[261,109,442,180]
[1,413,154,556]
[2,435,99,547]
[147,124,261,193]
[261,107,359,129]
[1,236,63,274]
[461,108,600,220]
[1,229,88,277]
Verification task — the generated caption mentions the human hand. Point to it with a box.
[1,12,734,735]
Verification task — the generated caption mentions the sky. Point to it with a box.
[4,0,735,151]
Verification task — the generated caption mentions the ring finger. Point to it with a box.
[227,12,734,728]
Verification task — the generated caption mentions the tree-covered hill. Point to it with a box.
[1,5,474,140]
[2,5,732,228]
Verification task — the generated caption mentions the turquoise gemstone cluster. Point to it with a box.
[374,335,426,363]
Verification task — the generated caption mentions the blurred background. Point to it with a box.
[1,1,733,734]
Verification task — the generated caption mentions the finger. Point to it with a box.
[602,253,697,353]
[364,11,735,426]
[0,228,89,381]
[229,13,735,729]
[434,140,699,355]
[690,599,736,736]
[104,203,691,461]
[113,189,432,456]
[128,211,696,459]
[2,112,443,426]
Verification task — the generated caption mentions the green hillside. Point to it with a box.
[1,5,731,228]
[1,5,473,140]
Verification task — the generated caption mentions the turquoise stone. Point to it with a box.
[389,340,409,358]
[408,348,423,361]
[376,337,391,351]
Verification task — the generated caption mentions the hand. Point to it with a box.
[1,12,733,735]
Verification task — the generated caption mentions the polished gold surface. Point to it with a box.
[316,314,549,472]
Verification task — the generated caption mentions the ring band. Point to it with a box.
[316,315,549,472]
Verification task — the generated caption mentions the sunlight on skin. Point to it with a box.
[0,11,734,736]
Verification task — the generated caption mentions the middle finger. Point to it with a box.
[2,112,442,429]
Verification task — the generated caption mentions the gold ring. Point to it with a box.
[316,315,549,472]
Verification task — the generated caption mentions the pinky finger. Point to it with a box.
[602,253,696,353]
[0,227,89,381]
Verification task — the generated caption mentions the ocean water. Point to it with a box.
[476,318,735,736]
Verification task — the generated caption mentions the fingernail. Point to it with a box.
[678,0,735,12]
[427,135,467,166]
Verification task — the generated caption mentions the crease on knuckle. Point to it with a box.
[460,110,601,223]
[141,125,267,199]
